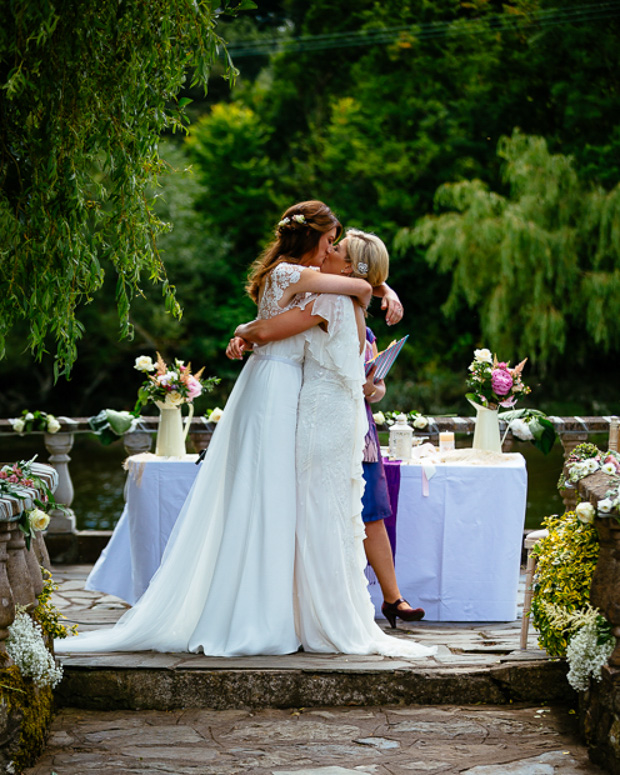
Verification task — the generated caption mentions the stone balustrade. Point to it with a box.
[0,414,617,536]
[0,463,55,652]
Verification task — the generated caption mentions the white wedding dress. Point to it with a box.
[294,293,435,659]
[56,262,309,656]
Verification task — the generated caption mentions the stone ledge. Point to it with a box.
[54,658,575,711]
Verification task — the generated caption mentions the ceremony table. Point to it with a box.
[87,450,527,621]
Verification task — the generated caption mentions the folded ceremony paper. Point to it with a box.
[365,334,409,382]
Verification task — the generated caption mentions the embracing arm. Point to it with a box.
[373,282,403,326]
[235,304,323,346]
[286,269,372,308]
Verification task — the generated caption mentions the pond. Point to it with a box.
[1,430,584,532]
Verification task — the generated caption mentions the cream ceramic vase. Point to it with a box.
[155,400,194,456]
[470,401,502,453]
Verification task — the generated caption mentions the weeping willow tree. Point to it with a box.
[400,130,620,369]
[0,0,255,378]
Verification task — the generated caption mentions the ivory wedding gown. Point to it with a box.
[294,293,435,659]
[56,262,308,656]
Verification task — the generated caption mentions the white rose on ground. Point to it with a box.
[413,415,428,429]
[372,411,386,426]
[602,462,617,476]
[474,348,493,363]
[10,418,25,433]
[134,355,155,372]
[598,498,614,514]
[209,408,223,423]
[575,502,596,524]
[46,416,61,433]
[510,418,534,441]
[28,509,50,532]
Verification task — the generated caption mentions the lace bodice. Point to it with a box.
[254,261,308,363]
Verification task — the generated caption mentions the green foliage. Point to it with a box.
[0,0,243,378]
[405,131,620,369]
[530,510,600,657]
[33,568,78,641]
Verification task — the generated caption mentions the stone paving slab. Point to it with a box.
[24,704,604,774]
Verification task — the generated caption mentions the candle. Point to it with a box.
[439,431,455,452]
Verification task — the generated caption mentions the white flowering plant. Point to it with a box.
[9,409,61,435]
[0,457,59,550]
[540,602,614,692]
[498,408,557,455]
[6,608,63,689]
[466,348,530,410]
[378,410,429,430]
[562,444,620,520]
[134,352,219,411]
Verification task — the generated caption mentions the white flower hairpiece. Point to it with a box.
[357,261,369,275]
[278,213,307,230]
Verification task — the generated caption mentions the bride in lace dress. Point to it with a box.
[56,201,376,657]
[234,230,435,659]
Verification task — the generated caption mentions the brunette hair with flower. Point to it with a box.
[134,352,218,411]
[466,348,530,410]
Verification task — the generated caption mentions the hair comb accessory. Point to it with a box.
[357,261,369,275]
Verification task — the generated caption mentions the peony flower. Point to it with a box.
[474,348,493,363]
[208,407,223,423]
[598,498,614,514]
[491,368,513,396]
[11,418,25,433]
[186,376,202,400]
[134,355,155,372]
[46,416,61,433]
[28,509,50,532]
[372,411,386,426]
[413,415,428,429]
[510,418,534,441]
[575,502,596,524]
[601,462,617,476]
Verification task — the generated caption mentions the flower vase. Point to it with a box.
[470,400,502,453]
[155,401,194,457]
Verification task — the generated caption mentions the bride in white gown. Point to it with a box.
[234,230,435,659]
[56,200,374,657]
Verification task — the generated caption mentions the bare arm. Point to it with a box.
[281,269,372,309]
[372,282,403,326]
[235,304,324,346]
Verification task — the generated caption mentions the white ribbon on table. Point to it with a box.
[421,459,437,497]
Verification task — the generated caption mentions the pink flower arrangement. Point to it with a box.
[466,349,530,410]
[134,352,219,410]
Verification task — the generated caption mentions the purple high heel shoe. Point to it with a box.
[381,598,425,629]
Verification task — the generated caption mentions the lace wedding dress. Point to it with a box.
[56,263,308,656]
[294,293,435,659]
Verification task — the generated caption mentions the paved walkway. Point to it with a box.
[24,565,604,774]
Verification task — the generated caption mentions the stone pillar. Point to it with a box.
[0,525,15,653]
[6,524,36,609]
[123,431,153,456]
[44,431,76,533]
[24,541,44,600]
[33,531,51,571]
[559,431,590,512]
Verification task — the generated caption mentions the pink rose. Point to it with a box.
[0,471,7,480]
[491,368,513,396]
[186,376,202,400]
[604,455,620,474]
[8,474,19,483]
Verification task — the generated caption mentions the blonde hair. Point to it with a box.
[345,228,389,287]
[246,200,342,303]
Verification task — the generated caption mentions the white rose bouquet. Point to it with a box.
[9,409,61,435]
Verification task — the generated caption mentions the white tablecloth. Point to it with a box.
[87,452,527,620]
[86,454,199,605]
[366,454,527,621]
